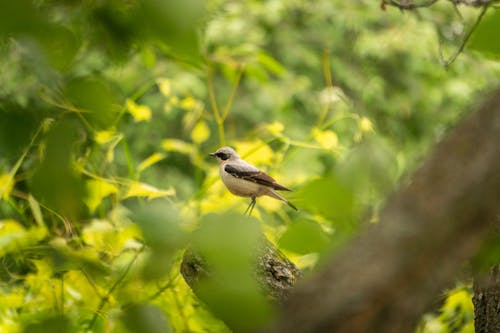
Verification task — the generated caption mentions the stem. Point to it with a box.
[317,48,334,128]
[217,121,226,147]
[221,67,244,120]
[86,248,143,331]
[440,4,489,68]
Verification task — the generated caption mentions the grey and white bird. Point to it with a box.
[209,146,297,215]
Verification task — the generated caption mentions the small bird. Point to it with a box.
[209,146,297,215]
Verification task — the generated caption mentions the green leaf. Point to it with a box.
[64,77,119,129]
[0,220,47,257]
[191,213,273,331]
[29,120,85,219]
[137,153,166,173]
[22,315,74,333]
[131,201,187,279]
[257,51,285,76]
[84,179,119,213]
[121,304,172,333]
[469,10,500,59]
[125,181,175,200]
[279,220,330,254]
[191,121,210,144]
[298,176,356,225]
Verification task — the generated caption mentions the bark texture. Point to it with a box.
[181,237,302,304]
[473,265,500,333]
[260,90,500,333]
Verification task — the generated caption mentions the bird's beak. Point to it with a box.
[209,152,216,157]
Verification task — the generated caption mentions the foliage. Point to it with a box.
[0,0,499,332]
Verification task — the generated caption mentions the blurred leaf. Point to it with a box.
[84,179,119,213]
[64,77,119,129]
[279,219,330,254]
[257,51,285,76]
[298,176,356,225]
[359,117,374,133]
[29,120,85,218]
[141,46,157,68]
[48,239,111,275]
[157,78,172,96]
[137,153,166,173]
[312,128,338,150]
[191,121,210,144]
[265,121,285,136]
[136,0,204,61]
[125,181,175,200]
[22,314,74,333]
[0,0,47,36]
[37,25,80,71]
[94,130,116,144]
[121,303,172,333]
[127,99,152,122]
[161,139,194,154]
[28,194,45,227]
[131,201,187,279]
[0,173,14,200]
[337,137,397,200]
[469,10,500,58]
[0,220,47,257]
[192,213,273,331]
[0,106,43,161]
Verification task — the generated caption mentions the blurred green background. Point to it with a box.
[0,0,499,332]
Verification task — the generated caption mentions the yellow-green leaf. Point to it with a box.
[84,179,119,213]
[126,99,152,122]
[161,139,193,154]
[125,181,176,200]
[191,121,210,144]
[137,153,166,173]
[312,128,338,150]
[359,117,374,133]
[0,173,14,200]
[157,78,171,96]
[28,194,44,227]
[266,121,284,136]
[94,130,115,144]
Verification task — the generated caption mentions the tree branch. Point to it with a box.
[260,88,500,333]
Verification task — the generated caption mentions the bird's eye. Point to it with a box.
[216,153,229,160]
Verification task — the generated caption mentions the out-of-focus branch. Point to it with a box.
[260,89,500,333]
[382,0,499,10]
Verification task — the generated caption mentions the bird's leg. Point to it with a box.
[245,196,256,216]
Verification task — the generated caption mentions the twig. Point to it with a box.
[147,278,176,303]
[86,248,143,331]
[383,0,439,10]
[439,4,489,68]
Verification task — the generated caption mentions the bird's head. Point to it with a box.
[209,146,239,163]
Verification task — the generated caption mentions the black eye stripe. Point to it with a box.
[216,152,229,160]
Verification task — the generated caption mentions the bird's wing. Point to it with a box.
[224,163,291,191]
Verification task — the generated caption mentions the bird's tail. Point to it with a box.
[267,189,298,211]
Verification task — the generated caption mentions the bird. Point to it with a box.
[209,146,297,215]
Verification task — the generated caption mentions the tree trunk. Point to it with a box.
[473,265,500,332]
[260,89,500,333]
